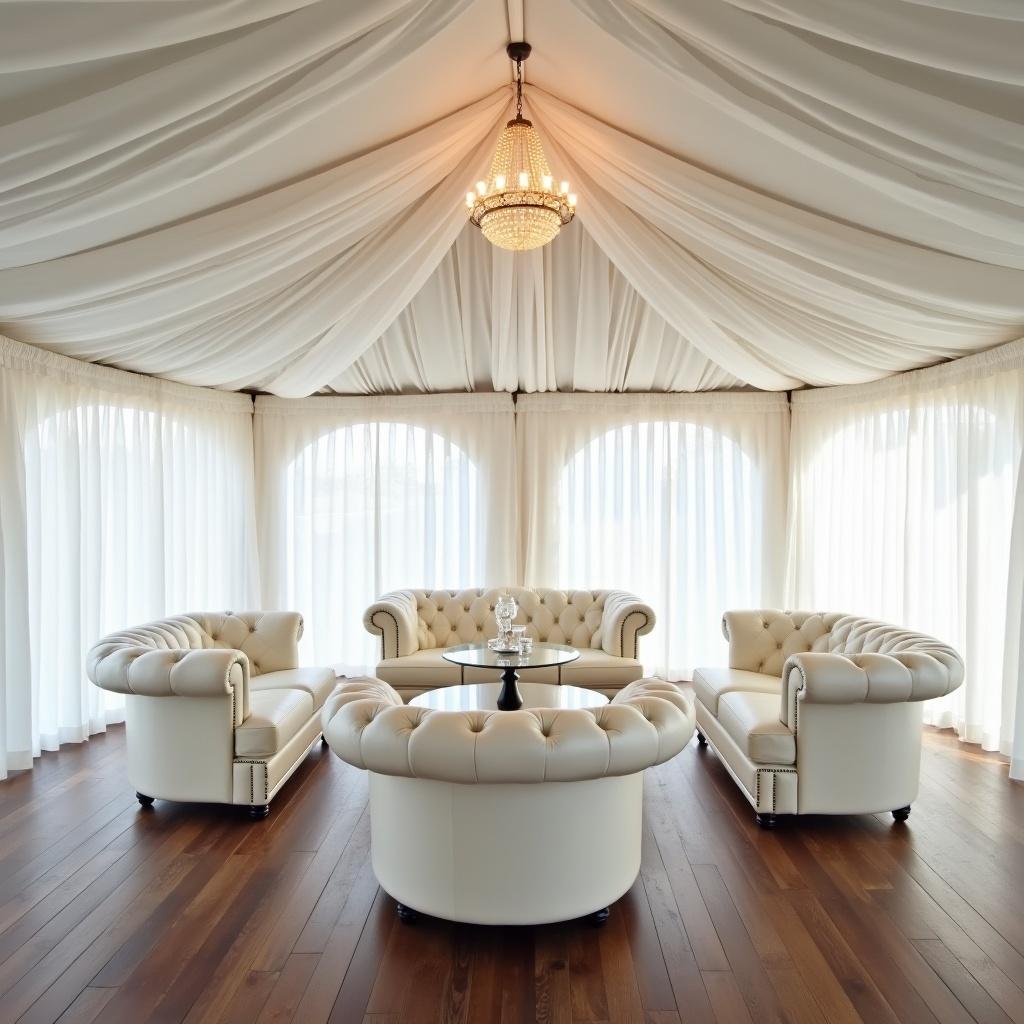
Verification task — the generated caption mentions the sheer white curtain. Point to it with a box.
[788,338,1024,772]
[0,337,258,779]
[517,392,790,678]
[254,394,516,673]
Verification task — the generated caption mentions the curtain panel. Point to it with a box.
[516,391,790,678]
[254,393,517,674]
[788,338,1024,776]
[0,337,258,780]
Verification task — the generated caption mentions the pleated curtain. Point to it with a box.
[788,339,1024,772]
[254,394,517,673]
[516,392,790,678]
[0,337,259,779]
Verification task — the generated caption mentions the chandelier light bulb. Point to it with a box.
[466,41,575,251]
[568,193,577,207]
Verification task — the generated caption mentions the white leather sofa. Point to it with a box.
[322,676,694,925]
[87,612,337,818]
[693,611,964,828]
[364,587,654,700]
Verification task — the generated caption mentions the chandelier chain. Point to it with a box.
[515,57,523,120]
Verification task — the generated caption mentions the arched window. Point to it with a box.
[284,421,483,670]
[557,419,766,677]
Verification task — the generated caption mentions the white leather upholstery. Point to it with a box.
[691,666,782,717]
[696,610,965,818]
[323,677,693,783]
[250,666,337,711]
[235,689,313,757]
[717,692,796,766]
[88,611,336,812]
[323,675,693,925]
[364,587,654,696]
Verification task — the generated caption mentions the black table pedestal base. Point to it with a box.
[496,666,523,710]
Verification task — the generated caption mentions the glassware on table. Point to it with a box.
[494,590,518,647]
[511,625,528,651]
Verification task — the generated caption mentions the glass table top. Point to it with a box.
[441,642,580,670]
[410,681,608,712]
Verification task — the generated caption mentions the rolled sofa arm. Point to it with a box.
[321,676,694,783]
[781,650,965,728]
[601,591,655,659]
[363,591,420,660]
[87,645,249,725]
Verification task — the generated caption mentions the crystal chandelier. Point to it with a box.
[467,42,575,252]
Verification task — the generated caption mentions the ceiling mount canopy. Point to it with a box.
[467,41,575,252]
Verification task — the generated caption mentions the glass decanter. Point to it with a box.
[495,591,518,646]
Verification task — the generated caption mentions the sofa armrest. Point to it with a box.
[363,591,419,660]
[781,651,964,728]
[87,645,249,725]
[600,591,655,659]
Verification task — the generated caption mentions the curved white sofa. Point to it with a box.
[693,611,964,827]
[322,677,694,925]
[364,587,655,700]
[87,612,336,818]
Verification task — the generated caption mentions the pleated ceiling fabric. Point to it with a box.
[0,0,1022,395]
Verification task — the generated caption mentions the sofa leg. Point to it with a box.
[321,734,329,747]
[696,730,708,747]
[755,813,778,829]
[588,907,610,927]
[136,792,155,808]
[892,805,911,822]
[249,804,270,820]
[396,903,420,924]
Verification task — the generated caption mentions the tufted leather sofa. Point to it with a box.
[87,612,337,818]
[693,611,964,827]
[322,676,694,924]
[363,587,654,700]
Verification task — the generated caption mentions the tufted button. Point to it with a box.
[762,620,768,629]
[758,661,765,671]
[252,662,259,671]
[777,642,782,649]
[249,625,256,633]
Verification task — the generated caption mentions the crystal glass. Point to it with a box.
[511,625,527,651]
[495,591,518,644]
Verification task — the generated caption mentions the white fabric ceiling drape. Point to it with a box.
[254,393,516,673]
[517,392,789,677]
[331,220,741,394]
[0,337,258,780]
[787,338,1024,776]
[1,0,1022,395]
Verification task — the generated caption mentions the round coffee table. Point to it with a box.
[440,642,580,711]
[411,680,608,712]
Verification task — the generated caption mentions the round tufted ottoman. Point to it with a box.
[321,677,694,926]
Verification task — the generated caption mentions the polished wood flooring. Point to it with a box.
[0,714,1022,1024]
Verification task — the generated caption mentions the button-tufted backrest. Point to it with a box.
[723,610,961,679]
[322,677,695,784]
[91,611,303,677]
[409,588,611,650]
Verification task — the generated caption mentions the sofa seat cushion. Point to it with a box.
[717,691,795,765]
[692,667,782,717]
[235,688,314,757]
[559,648,643,688]
[251,666,337,711]
[376,650,461,689]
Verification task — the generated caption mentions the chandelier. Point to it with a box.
[467,42,575,252]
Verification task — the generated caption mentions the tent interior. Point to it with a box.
[1,1,1024,1021]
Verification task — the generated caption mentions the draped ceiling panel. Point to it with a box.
[0,0,1022,396]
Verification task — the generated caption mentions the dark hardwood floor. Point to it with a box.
[1,706,1022,1023]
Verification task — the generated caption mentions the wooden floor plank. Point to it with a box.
[0,722,1021,1023]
